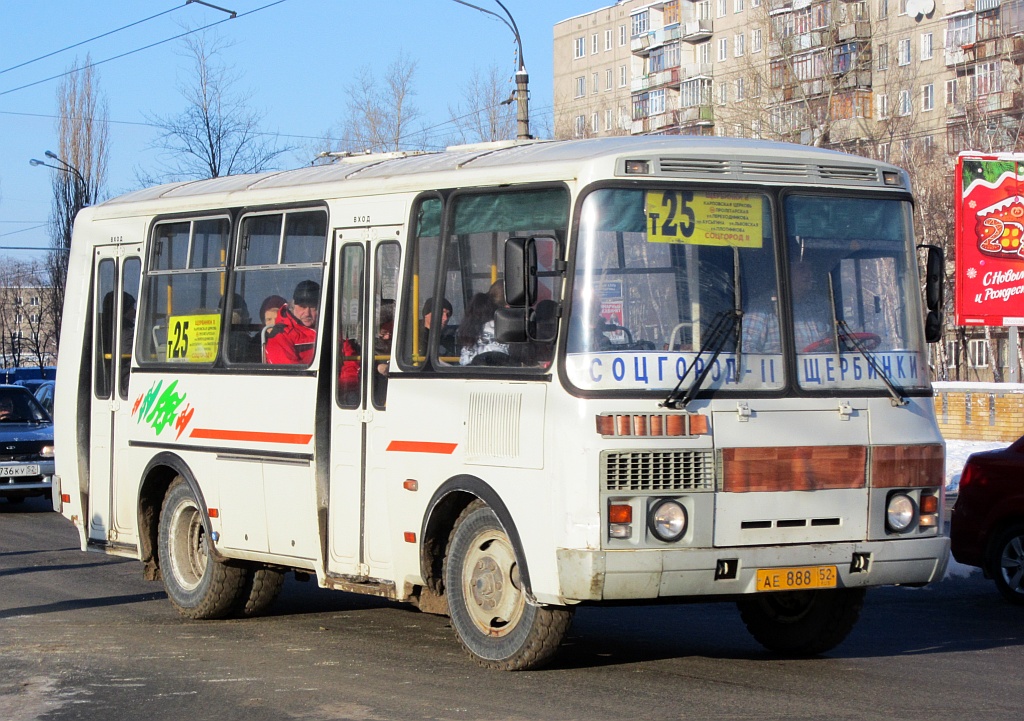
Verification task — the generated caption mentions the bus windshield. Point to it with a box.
[566,187,929,395]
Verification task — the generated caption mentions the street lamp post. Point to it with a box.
[449,0,531,139]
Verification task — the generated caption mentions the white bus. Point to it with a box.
[54,137,948,670]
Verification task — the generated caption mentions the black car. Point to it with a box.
[0,385,54,505]
[33,380,55,417]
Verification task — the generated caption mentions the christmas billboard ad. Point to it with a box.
[955,153,1024,327]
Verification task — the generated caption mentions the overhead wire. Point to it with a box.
[0,0,289,98]
[0,3,185,76]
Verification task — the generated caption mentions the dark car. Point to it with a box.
[950,436,1024,604]
[33,380,55,417]
[0,385,54,505]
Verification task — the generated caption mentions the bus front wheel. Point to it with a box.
[444,500,573,670]
[158,477,248,620]
[737,587,865,656]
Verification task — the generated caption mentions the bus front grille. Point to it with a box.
[602,450,715,492]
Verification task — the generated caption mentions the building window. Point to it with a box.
[592,33,599,55]
[718,0,727,17]
[898,89,911,116]
[29,314,38,323]
[650,89,666,115]
[735,0,744,11]
[877,42,888,70]
[619,64,628,87]
[718,37,728,61]
[592,112,599,132]
[922,135,935,159]
[737,76,746,100]
[606,68,613,91]
[946,78,958,105]
[921,32,933,60]
[879,0,888,18]
[29,296,39,306]
[969,339,989,368]
[947,15,976,49]
[699,41,711,64]
[976,60,1002,96]
[718,82,728,105]
[574,115,586,137]
[575,76,586,98]
[697,0,711,19]
[605,108,613,130]
[632,11,649,36]
[735,33,745,56]
[593,73,599,94]
[898,38,911,65]
[877,93,889,118]
[922,83,934,111]
[619,25,627,46]
[574,37,585,59]
[752,28,762,53]
[605,29,613,51]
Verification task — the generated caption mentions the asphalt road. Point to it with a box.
[2,496,1022,721]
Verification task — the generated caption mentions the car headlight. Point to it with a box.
[40,445,54,458]
[648,499,687,543]
[886,493,916,532]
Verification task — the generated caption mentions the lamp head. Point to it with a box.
[44,150,59,160]
[29,159,43,167]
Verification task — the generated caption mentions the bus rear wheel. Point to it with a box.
[158,477,247,620]
[737,587,865,656]
[235,566,286,617]
[444,500,573,671]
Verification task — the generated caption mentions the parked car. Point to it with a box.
[14,378,49,394]
[950,435,1024,604]
[33,380,54,417]
[0,385,54,505]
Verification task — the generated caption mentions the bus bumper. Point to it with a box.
[555,536,950,601]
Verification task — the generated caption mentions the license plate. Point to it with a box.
[0,464,40,478]
[756,565,837,592]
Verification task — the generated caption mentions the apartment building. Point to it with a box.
[555,0,1024,160]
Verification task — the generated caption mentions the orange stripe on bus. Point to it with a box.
[189,428,313,445]
[386,440,458,454]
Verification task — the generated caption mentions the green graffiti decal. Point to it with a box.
[133,380,191,437]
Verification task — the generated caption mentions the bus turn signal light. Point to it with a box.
[609,503,633,540]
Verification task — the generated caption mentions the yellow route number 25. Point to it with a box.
[646,190,764,249]
[166,313,221,363]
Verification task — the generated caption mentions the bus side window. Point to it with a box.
[94,259,116,399]
[399,196,444,370]
[118,257,141,399]
[336,243,364,409]
[372,242,401,410]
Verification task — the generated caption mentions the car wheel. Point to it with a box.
[989,523,1024,605]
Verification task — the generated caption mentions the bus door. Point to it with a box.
[88,244,142,546]
[327,229,401,578]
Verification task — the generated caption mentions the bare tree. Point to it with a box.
[145,32,290,181]
[446,64,516,145]
[46,55,108,350]
[331,53,424,154]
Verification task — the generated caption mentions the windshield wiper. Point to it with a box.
[661,308,742,410]
[826,276,907,407]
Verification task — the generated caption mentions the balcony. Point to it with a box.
[682,62,714,79]
[681,19,713,42]
[678,104,715,126]
[631,67,681,92]
[838,21,871,42]
[945,46,967,67]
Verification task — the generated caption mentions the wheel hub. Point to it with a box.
[470,557,503,611]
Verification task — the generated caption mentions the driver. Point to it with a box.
[744,260,832,353]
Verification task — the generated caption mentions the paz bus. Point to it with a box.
[53,137,948,670]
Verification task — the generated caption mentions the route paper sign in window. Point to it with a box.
[646,191,763,248]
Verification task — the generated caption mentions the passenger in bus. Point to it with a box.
[338,337,360,404]
[458,289,510,366]
[372,301,395,405]
[225,294,260,362]
[419,296,456,359]
[265,280,320,365]
[259,295,286,328]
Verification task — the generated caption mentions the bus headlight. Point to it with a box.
[648,499,687,543]
[886,493,916,532]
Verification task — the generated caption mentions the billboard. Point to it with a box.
[955,153,1024,327]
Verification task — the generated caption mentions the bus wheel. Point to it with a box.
[737,587,865,656]
[234,566,286,617]
[158,477,247,620]
[444,500,573,671]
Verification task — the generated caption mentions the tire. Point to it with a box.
[443,500,573,670]
[234,566,286,617]
[988,523,1024,605]
[157,477,248,620]
[737,587,865,656]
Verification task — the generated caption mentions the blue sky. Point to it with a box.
[0,0,602,258]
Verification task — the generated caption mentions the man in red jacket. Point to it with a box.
[265,280,320,365]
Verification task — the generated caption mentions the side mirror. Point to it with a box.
[925,310,943,343]
[503,237,537,308]
[494,307,527,343]
[920,244,944,312]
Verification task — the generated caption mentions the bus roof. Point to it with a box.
[98,136,906,211]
